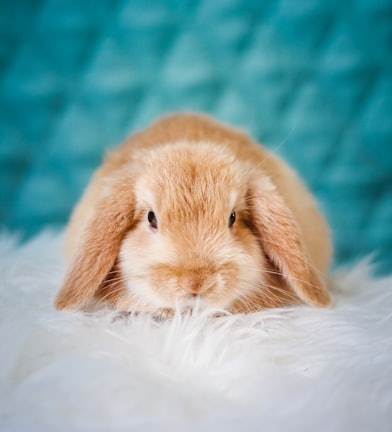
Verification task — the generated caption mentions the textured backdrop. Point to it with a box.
[0,0,391,273]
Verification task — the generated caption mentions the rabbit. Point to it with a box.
[54,112,332,315]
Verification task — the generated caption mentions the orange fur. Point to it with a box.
[55,113,332,313]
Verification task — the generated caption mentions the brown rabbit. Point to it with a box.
[55,113,332,314]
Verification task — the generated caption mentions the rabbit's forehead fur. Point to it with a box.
[134,140,249,227]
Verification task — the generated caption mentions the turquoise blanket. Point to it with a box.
[1,0,391,273]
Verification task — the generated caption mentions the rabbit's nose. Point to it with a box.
[188,279,203,295]
[185,271,207,296]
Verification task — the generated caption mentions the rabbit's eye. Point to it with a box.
[229,211,236,227]
[148,210,158,230]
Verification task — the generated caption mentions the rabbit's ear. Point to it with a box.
[247,177,330,307]
[55,181,135,310]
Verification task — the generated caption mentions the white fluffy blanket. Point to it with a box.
[0,232,391,432]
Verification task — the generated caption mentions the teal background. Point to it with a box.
[0,0,391,272]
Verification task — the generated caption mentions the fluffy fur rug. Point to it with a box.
[0,232,391,432]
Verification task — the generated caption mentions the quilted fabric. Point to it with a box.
[0,0,391,272]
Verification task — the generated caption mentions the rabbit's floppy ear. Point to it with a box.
[55,180,135,310]
[247,176,330,307]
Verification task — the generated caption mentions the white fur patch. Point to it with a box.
[0,232,391,431]
[119,234,172,309]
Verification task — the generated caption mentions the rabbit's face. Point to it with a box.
[119,141,264,311]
